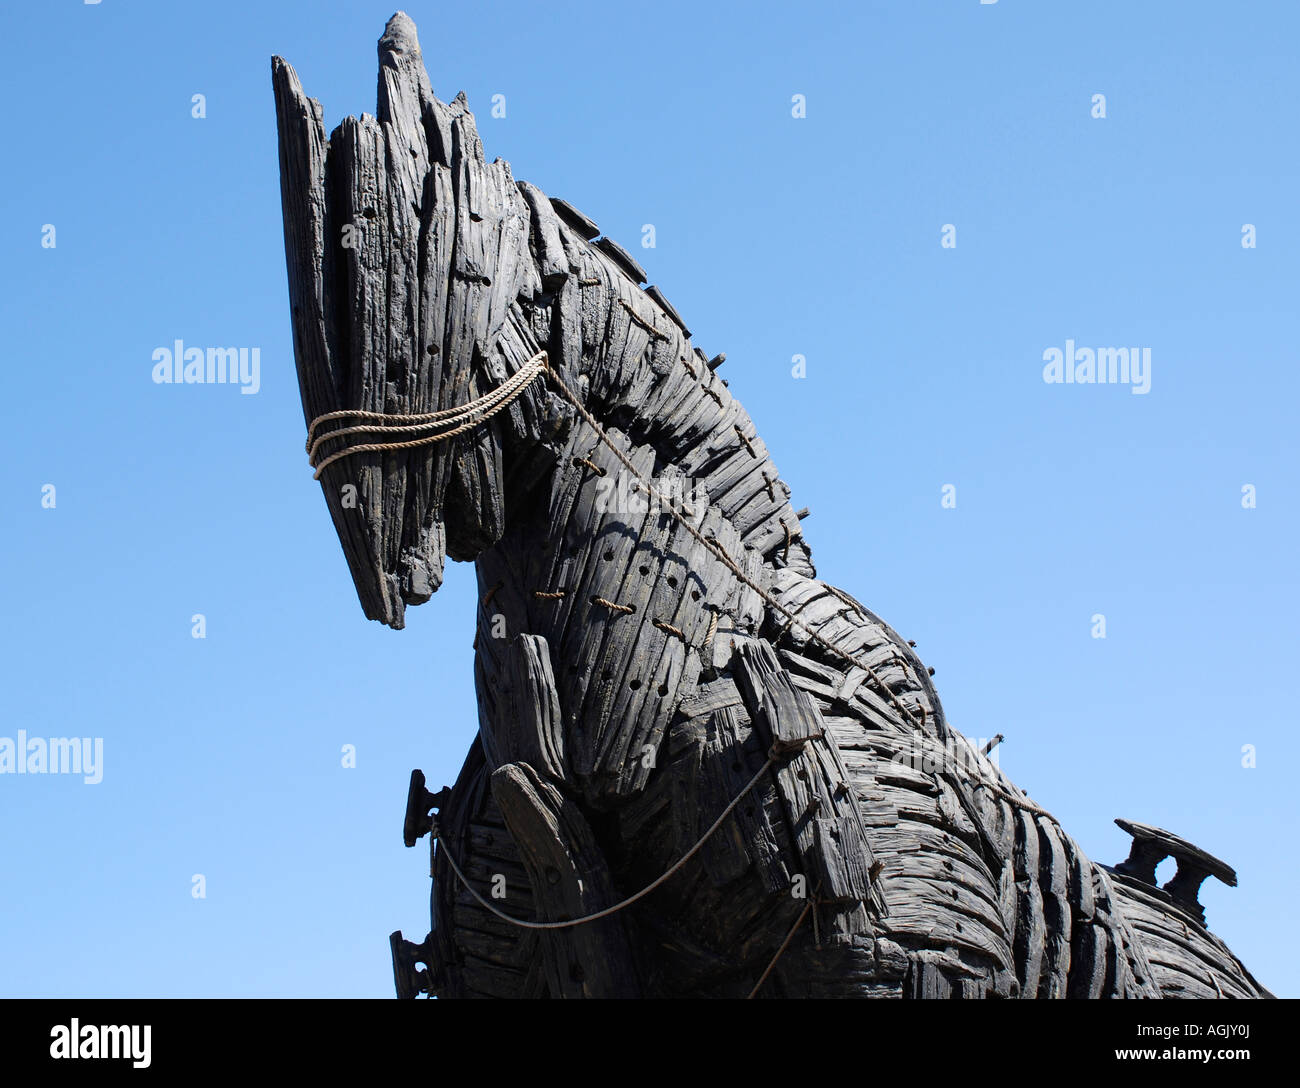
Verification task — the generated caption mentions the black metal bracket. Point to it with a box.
[403,769,452,848]
[1112,818,1237,925]
[389,929,437,999]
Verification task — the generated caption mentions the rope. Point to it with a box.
[747,894,816,998]
[618,298,670,341]
[306,352,545,453]
[438,755,777,930]
[304,352,547,479]
[653,619,686,641]
[703,610,720,659]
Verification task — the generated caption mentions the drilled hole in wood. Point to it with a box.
[667,575,678,588]
[657,683,669,696]
[629,679,641,691]
[639,565,650,576]
[691,590,701,601]
[603,548,614,560]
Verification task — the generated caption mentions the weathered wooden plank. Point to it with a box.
[594,236,648,283]
[519,181,569,287]
[645,285,690,336]
[549,197,599,239]
[490,761,640,997]
[477,633,567,781]
[733,640,824,756]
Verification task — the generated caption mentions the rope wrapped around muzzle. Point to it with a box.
[304,351,550,479]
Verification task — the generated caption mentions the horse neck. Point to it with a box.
[468,296,828,794]
[533,285,815,581]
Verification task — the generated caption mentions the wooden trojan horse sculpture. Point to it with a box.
[272,13,1271,999]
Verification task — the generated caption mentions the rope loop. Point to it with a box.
[305,351,548,479]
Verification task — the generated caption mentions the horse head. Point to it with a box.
[273,11,573,628]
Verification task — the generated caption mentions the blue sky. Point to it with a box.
[2,0,1295,997]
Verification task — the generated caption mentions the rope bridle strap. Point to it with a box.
[304,351,549,479]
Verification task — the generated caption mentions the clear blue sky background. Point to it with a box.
[2,0,1295,998]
